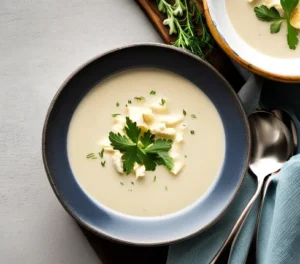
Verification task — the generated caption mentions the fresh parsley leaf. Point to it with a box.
[156,151,174,170]
[144,138,173,153]
[136,148,157,171]
[270,20,284,33]
[281,0,299,49]
[121,147,139,174]
[140,130,155,148]
[124,117,141,143]
[112,113,120,117]
[150,90,156,95]
[109,132,135,151]
[287,23,299,49]
[254,5,282,21]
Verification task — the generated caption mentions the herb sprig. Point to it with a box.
[157,0,213,58]
[109,117,174,174]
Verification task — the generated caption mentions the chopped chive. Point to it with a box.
[150,90,156,95]
[153,175,157,182]
[159,98,166,106]
[86,153,95,157]
[120,182,124,186]
[99,149,104,159]
[128,100,132,104]
[190,130,195,135]
[191,114,197,119]
[112,113,120,117]
[134,96,145,101]
[165,186,168,191]
[131,181,134,185]
[116,102,120,107]
[101,161,106,167]
[183,109,187,116]
[91,157,97,159]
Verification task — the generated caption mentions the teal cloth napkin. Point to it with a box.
[167,78,300,264]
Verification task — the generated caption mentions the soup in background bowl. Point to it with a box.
[42,44,250,245]
[203,0,300,82]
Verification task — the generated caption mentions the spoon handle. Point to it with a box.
[209,177,265,264]
[245,175,272,264]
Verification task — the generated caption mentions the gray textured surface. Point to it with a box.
[0,1,160,263]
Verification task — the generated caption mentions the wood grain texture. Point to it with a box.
[135,0,244,91]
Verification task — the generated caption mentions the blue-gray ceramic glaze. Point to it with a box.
[42,44,250,246]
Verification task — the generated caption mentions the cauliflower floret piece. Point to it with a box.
[127,106,148,131]
[171,161,185,175]
[150,122,176,138]
[112,151,124,174]
[150,100,168,114]
[159,114,184,127]
[98,138,114,152]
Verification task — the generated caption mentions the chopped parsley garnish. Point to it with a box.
[101,161,106,167]
[120,182,124,186]
[159,98,166,106]
[86,153,97,159]
[185,154,187,158]
[116,102,120,107]
[134,96,145,101]
[131,181,134,185]
[150,90,156,95]
[190,130,195,135]
[165,185,168,191]
[109,117,174,174]
[128,189,133,192]
[112,113,121,117]
[191,114,197,119]
[128,100,132,104]
[153,175,157,182]
[99,149,104,159]
[254,1,299,49]
[183,109,187,116]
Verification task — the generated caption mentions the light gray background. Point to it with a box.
[0,1,160,263]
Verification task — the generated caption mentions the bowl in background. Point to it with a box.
[203,0,300,83]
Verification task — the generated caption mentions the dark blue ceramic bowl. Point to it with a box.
[42,44,250,245]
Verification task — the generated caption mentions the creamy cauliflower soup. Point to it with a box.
[226,0,300,58]
[67,69,225,217]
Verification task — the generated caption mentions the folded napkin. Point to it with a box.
[167,75,300,264]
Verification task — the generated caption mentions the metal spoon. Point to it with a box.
[210,111,294,264]
[244,109,298,264]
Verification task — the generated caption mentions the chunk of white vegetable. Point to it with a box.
[159,114,184,127]
[98,138,114,152]
[150,100,168,113]
[171,161,185,175]
[142,108,155,124]
[127,105,148,131]
[112,151,124,174]
[150,122,176,138]
[135,165,146,178]
[113,115,126,126]
[111,124,124,134]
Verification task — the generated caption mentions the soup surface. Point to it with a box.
[226,0,300,58]
[67,69,225,217]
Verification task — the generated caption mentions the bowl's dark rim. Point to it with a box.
[42,43,251,246]
[202,0,300,83]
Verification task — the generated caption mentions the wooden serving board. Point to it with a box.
[135,0,244,91]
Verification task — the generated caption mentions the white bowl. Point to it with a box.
[203,0,300,82]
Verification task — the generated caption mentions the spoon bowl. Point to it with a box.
[249,111,294,178]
